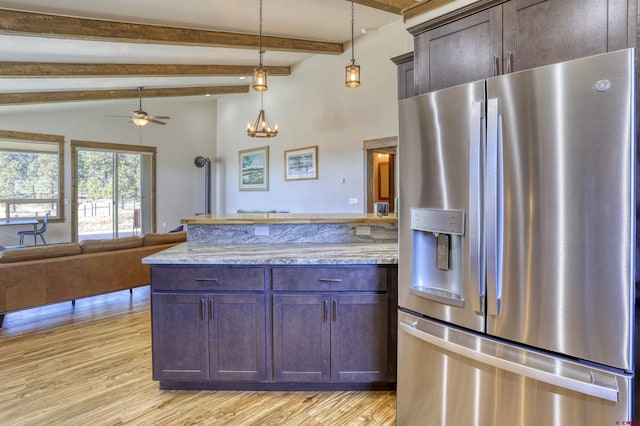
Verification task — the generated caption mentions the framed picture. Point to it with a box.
[284,145,318,181]
[239,146,269,191]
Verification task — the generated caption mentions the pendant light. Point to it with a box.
[252,0,268,92]
[247,0,278,138]
[345,0,360,88]
[247,91,279,138]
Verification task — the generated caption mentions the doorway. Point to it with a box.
[71,140,156,242]
[363,136,398,215]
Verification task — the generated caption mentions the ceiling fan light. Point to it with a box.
[345,60,360,88]
[132,117,150,127]
[252,66,268,91]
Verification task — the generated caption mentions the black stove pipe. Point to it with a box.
[194,156,211,214]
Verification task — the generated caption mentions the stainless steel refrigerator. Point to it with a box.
[397,48,637,424]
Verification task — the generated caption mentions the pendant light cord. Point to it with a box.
[350,1,355,62]
[259,0,264,67]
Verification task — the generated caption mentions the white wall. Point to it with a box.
[216,19,408,213]
[0,98,217,245]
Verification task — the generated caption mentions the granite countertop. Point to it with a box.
[181,213,398,225]
[142,242,398,265]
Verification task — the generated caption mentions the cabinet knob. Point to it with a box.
[318,278,343,283]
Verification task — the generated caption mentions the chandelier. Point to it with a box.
[247,92,278,138]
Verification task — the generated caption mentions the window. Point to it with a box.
[0,130,64,220]
[71,140,156,242]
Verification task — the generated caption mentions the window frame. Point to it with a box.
[0,129,65,221]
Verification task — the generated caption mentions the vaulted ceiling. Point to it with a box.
[0,0,439,107]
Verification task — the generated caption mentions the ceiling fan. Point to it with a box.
[124,87,170,126]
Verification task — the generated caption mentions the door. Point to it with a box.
[397,311,632,425]
[209,294,267,382]
[414,5,502,93]
[273,293,331,382]
[398,80,486,332]
[116,152,144,237]
[74,143,154,241]
[331,293,388,383]
[151,293,209,381]
[502,0,631,73]
[485,49,636,370]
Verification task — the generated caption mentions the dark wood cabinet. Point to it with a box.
[208,293,266,381]
[272,293,330,382]
[152,292,209,381]
[151,264,397,390]
[409,0,636,94]
[391,52,415,100]
[152,292,267,382]
[272,266,393,385]
[273,293,389,383]
[151,266,267,384]
[503,0,633,73]
[413,7,502,93]
[331,293,388,383]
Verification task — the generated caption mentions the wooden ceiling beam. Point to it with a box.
[0,9,343,55]
[0,62,291,78]
[351,0,422,15]
[402,0,457,21]
[0,85,249,105]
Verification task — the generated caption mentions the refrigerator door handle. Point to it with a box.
[469,101,485,314]
[399,318,620,402]
[486,98,503,316]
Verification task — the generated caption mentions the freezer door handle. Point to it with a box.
[399,318,620,402]
[469,101,485,314]
[486,98,503,316]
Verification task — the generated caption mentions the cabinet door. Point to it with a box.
[414,6,502,93]
[397,59,415,100]
[503,0,631,73]
[151,293,209,381]
[273,293,331,382]
[331,294,389,383]
[208,294,267,382]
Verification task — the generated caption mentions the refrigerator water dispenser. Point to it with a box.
[411,208,465,307]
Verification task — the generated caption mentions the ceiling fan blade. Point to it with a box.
[146,118,167,125]
[149,115,171,120]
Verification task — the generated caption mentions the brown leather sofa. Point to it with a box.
[0,231,186,326]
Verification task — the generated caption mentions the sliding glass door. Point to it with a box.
[72,141,156,242]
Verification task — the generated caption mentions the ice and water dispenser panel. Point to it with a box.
[411,208,465,308]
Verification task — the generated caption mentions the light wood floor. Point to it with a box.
[0,287,396,425]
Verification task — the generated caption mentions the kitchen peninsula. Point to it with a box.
[143,213,398,391]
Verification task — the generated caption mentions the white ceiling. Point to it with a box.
[0,0,403,102]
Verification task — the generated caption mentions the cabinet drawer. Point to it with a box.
[272,267,388,292]
[151,266,265,291]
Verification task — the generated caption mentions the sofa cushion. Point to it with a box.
[0,243,81,263]
[80,236,143,254]
[142,231,187,246]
